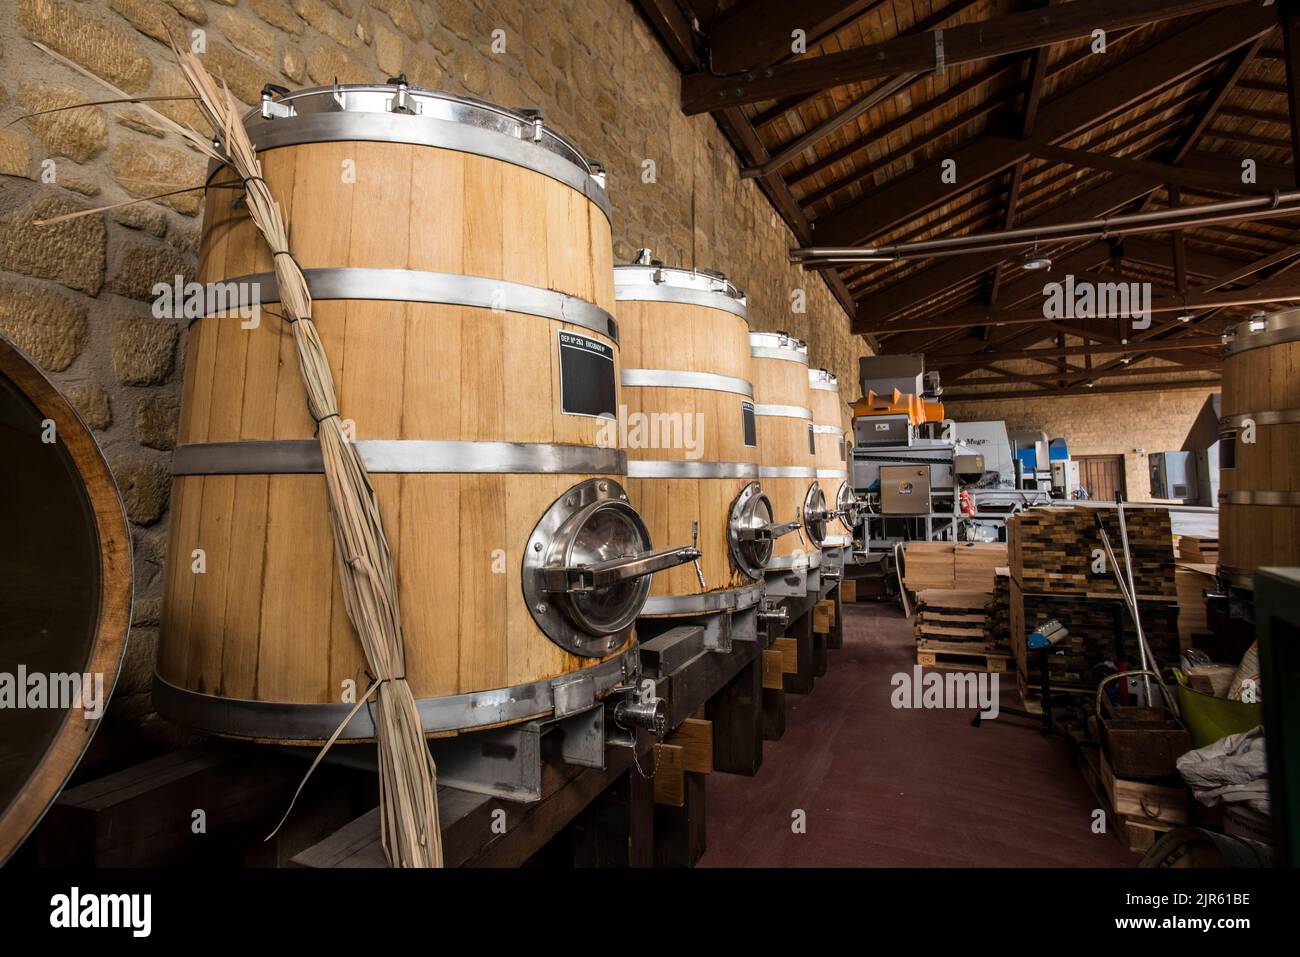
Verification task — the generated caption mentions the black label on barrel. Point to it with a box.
[808,424,816,456]
[741,401,757,447]
[558,331,617,419]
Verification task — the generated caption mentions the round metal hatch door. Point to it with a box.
[728,481,774,580]
[523,479,653,656]
[803,481,829,547]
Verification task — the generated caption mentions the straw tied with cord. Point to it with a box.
[24,38,443,868]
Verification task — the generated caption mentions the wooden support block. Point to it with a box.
[570,766,655,868]
[762,649,784,689]
[706,656,762,776]
[783,611,816,695]
[827,587,844,650]
[37,745,373,867]
[841,579,857,603]
[774,636,798,674]
[654,771,707,867]
[814,599,834,634]
[665,718,713,774]
[652,744,686,807]
[762,687,786,740]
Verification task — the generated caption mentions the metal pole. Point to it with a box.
[1114,499,1154,704]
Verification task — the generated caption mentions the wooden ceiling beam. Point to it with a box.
[681,0,1249,114]
[632,0,701,71]
[927,336,1224,365]
[814,8,1275,247]
[1283,1,1300,187]
[704,0,889,75]
[943,377,1221,401]
[951,360,1221,386]
[851,175,1157,331]
[1027,143,1277,194]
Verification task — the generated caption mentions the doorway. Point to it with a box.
[1075,454,1127,501]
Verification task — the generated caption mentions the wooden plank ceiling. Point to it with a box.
[633,0,1300,401]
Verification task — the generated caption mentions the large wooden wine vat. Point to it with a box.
[749,332,825,570]
[1219,308,1300,587]
[156,84,688,743]
[615,261,770,615]
[808,368,853,548]
[0,336,132,863]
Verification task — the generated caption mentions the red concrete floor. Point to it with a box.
[699,601,1136,867]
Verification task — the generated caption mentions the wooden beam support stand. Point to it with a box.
[706,655,764,776]
[783,609,817,695]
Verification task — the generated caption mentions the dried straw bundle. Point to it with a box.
[29,36,443,866]
[169,48,442,868]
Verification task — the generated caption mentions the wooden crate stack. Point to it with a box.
[1008,507,1180,705]
[987,566,1012,654]
[1177,535,1219,564]
[1175,562,1215,652]
[902,542,958,591]
[913,589,1008,673]
[903,541,1007,594]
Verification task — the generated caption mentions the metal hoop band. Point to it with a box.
[210,268,619,343]
[171,440,627,475]
[753,403,813,420]
[1220,408,1300,428]
[758,465,818,479]
[625,459,760,479]
[1219,490,1300,506]
[620,368,753,397]
[152,649,637,741]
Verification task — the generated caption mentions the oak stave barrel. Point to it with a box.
[0,336,131,862]
[157,84,671,743]
[808,368,854,548]
[1219,308,1300,588]
[749,332,824,571]
[615,261,769,615]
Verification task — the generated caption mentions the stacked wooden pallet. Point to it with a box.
[987,567,1012,654]
[1178,535,1219,564]
[913,589,1008,673]
[1008,506,1176,599]
[903,541,1007,594]
[903,542,957,591]
[1175,562,1215,651]
[1008,507,1180,703]
[955,542,1006,592]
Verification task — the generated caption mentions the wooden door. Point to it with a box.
[1076,455,1126,501]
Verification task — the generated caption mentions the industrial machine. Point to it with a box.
[1149,394,1221,506]
[849,355,1050,550]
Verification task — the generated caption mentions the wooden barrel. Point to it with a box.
[808,368,854,547]
[1219,308,1300,588]
[0,336,131,862]
[157,83,675,743]
[615,261,768,615]
[749,332,824,570]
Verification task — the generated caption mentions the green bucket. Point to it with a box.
[1174,670,1263,749]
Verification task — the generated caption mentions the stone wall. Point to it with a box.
[0,0,868,729]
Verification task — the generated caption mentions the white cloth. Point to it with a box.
[1176,725,1270,814]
